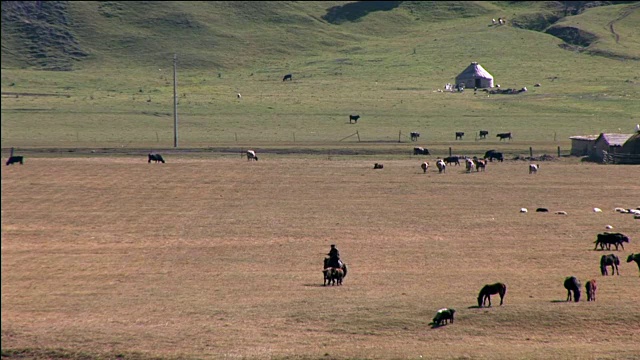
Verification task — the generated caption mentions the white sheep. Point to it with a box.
[520,208,528,213]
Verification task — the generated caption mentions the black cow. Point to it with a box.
[479,130,489,139]
[484,150,504,162]
[373,163,384,169]
[282,74,292,81]
[410,132,420,141]
[443,156,460,166]
[6,156,24,165]
[413,147,430,155]
[148,153,165,163]
[497,132,512,141]
[349,114,360,123]
[455,132,464,140]
[594,232,630,251]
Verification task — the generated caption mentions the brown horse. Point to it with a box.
[477,282,507,307]
[586,280,597,301]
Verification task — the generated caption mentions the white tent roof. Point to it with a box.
[456,62,493,80]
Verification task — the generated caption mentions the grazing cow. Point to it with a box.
[564,276,581,302]
[421,162,429,173]
[600,254,620,276]
[473,157,487,172]
[529,164,539,174]
[410,132,420,141]
[477,283,507,307]
[483,150,504,162]
[6,156,24,165]
[443,156,460,166]
[413,147,430,155]
[627,253,640,276]
[594,232,629,251]
[148,153,165,163]
[455,132,464,140]
[432,308,455,326]
[586,280,597,302]
[465,158,476,173]
[479,130,489,139]
[349,114,360,123]
[282,74,292,81]
[536,208,549,212]
[246,150,258,161]
[436,159,446,173]
[373,163,384,169]
[497,132,512,141]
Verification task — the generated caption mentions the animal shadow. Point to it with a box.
[467,305,482,309]
[550,300,567,303]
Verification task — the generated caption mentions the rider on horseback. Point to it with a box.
[326,244,343,268]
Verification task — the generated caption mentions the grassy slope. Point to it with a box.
[1,1,639,153]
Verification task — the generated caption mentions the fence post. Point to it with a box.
[449,147,452,157]
[557,146,560,157]
[293,132,296,142]
[357,131,360,142]
[399,130,402,143]
[529,147,533,158]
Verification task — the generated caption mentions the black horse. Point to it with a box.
[323,258,348,286]
[283,74,292,81]
[627,253,640,276]
[148,153,165,163]
[600,254,620,276]
[564,276,581,302]
[477,282,507,307]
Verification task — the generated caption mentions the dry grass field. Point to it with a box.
[2,154,640,360]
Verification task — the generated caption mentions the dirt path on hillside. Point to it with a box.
[607,3,640,44]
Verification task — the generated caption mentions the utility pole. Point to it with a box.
[173,54,178,148]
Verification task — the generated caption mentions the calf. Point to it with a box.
[432,308,455,326]
[436,159,446,173]
[282,74,292,81]
[148,153,165,163]
[349,114,360,123]
[246,150,258,161]
[6,156,24,165]
[586,280,597,301]
[473,158,486,172]
[529,164,539,174]
[455,132,464,140]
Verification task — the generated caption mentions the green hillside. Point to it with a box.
[1,1,639,152]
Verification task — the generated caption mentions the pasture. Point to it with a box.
[2,155,640,360]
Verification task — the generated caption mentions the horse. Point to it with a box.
[282,74,292,81]
[436,159,446,174]
[564,276,581,302]
[432,308,455,326]
[627,253,640,276]
[148,153,165,163]
[323,257,348,286]
[421,162,429,173]
[497,132,512,141]
[349,114,360,123]
[246,150,258,161]
[600,254,620,276]
[443,156,460,166]
[586,280,597,301]
[479,130,489,139]
[455,132,464,140]
[477,282,507,307]
[594,232,629,251]
[6,156,24,165]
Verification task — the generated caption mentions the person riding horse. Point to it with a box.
[326,244,343,268]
